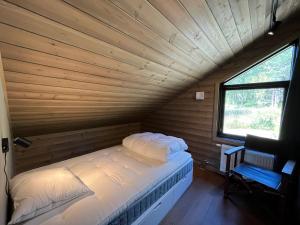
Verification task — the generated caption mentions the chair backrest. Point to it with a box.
[244,135,288,172]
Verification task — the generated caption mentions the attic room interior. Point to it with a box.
[0,0,300,225]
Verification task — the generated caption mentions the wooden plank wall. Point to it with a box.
[0,52,13,225]
[1,1,299,174]
[0,0,298,137]
[14,122,140,174]
[143,82,220,165]
[142,12,300,167]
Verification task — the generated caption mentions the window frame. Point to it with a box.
[217,42,297,140]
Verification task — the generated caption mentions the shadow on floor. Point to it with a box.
[160,169,293,225]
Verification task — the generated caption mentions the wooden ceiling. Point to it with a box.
[0,0,298,136]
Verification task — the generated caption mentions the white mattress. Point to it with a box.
[21,145,192,225]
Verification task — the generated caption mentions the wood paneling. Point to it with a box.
[0,0,298,136]
[14,122,140,173]
[142,12,300,167]
[0,51,13,225]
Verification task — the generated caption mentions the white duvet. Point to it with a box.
[122,132,188,162]
[21,145,192,225]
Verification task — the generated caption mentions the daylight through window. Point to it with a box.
[218,44,295,140]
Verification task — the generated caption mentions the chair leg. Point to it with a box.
[224,156,231,198]
[279,175,289,224]
[237,176,253,194]
[279,194,287,225]
[224,172,230,198]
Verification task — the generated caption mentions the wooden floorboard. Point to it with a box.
[160,169,282,225]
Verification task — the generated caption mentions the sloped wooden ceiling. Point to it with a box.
[0,0,298,137]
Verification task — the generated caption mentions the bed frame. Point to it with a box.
[8,169,193,225]
[8,153,193,225]
[133,168,193,225]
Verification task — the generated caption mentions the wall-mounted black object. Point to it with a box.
[268,0,281,36]
[2,138,9,153]
[14,137,32,148]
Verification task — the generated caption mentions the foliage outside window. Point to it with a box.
[218,44,295,140]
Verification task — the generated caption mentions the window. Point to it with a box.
[218,44,296,140]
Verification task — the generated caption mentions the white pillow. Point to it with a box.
[123,132,188,162]
[9,167,91,224]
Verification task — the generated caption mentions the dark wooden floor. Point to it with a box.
[160,169,283,225]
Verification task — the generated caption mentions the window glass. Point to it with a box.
[223,88,285,139]
[225,46,294,85]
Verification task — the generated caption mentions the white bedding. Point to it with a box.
[20,145,192,225]
[9,167,92,224]
[122,132,188,162]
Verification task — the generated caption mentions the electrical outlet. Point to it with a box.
[196,92,205,100]
[2,138,9,153]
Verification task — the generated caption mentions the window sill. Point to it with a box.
[213,136,245,147]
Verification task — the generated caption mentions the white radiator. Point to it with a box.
[219,144,275,172]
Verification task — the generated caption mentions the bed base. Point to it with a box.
[132,168,193,225]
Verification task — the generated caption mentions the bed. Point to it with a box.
[11,144,193,225]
